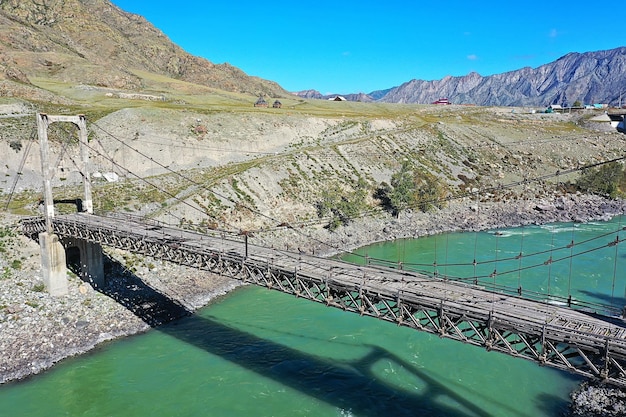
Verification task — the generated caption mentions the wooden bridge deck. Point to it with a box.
[21,213,626,387]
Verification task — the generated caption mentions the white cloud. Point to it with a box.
[467,54,478,61]
[549,28,558,38]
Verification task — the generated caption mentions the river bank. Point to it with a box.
[1,193,626,416]
[0,229,241,384]
[258,192,626,258]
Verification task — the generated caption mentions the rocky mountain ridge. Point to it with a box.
[294,47,626,107]
[0,0,287,98]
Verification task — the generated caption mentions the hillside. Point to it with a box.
[2,97,625,245]
[0,0,287,98]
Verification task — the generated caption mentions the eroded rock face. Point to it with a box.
[0,59,31,84]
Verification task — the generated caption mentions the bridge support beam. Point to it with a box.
[39,232,68,296]
[63,237,105,288]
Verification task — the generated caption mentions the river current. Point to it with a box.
[1,217,625,416]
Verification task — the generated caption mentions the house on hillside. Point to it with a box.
[272,100,282,108]
[432,98,451,105]
[547,104,563,113]
[254,96,268,107]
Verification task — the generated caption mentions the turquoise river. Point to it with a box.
[1,217,626,416]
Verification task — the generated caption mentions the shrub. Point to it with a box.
[576,162,625,198]
[316,181,368,230]
[377,162,448,216]
[9,141,22,152]
[1,267,11,280]
[388,161,416,215]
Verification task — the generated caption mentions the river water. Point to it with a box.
[1,217,625,416]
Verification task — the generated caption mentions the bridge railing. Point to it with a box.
[364,256,624,318]
[92,210,249,244]
[98,211,163,228]
[20,216,46,237]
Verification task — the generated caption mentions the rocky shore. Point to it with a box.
[569,381,626,416]
[1,192,626,416]
[0,229,240,384]
[259,192,626,258]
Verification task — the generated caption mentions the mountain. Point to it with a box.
[292,90,376,102]
[0,0,287,98]
[293,89,325,99]
[377,47,626,107]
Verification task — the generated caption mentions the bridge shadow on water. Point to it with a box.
[577,290,626,327]
[87,255,569,417]
[578,290,626,312]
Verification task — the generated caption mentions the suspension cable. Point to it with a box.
[85,119,626,280]
[4,128,36,210]
[76,133,241,235]
[611,212,623,307]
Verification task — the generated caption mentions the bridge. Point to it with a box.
[20,212,626,387]
[9,113,626,388]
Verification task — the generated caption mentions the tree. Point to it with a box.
[316,180,368,230]
[376,162,448,216]
[388,161,417,216]
[576,162,625,197]
[573,100,582,108]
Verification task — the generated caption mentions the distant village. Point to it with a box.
[252,95,625,134]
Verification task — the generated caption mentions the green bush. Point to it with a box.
[576,162,625,198]
[376,162,448,216]
[1,267,11,280]
[316,180,368,230]
[388,161,416,215]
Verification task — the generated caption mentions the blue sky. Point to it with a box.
[111,1,624,95]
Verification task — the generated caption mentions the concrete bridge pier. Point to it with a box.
[39,232,68,296]
[64,237,105,288]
